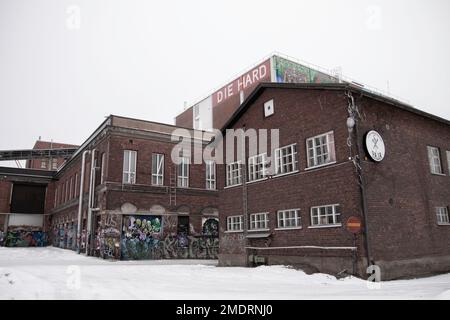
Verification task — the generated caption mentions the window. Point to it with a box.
[226,215,243,232]
[52,158,58,170]
[178,216,190,235]
[74,173,78,197]
[152,153,164,186]
[310,204,341,227]
[427,146,443,174]
[447,151,450,174]
[206,160,216,190]
[277,209,301,229]
[274,144,297,175]
[226,161,242,186]
[54,187,58,208]
[65,180,69,203]
[40,160,47,169]
[436,207,449,225]
[194,105,200,130]
[248,153,267,181]
[178,156,189,188]
[100,153,106,184]
[250,212,269,230]
[306,131,336,168]
[264,99,274,117]
[69,177,73,199]
[123,150,137,184]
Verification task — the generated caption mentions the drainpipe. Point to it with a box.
[77,150,91,254]
[354,126,373,268]
[86,149,96,255]
[347,91,372,270]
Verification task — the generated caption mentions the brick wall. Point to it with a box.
[218,86,450,278]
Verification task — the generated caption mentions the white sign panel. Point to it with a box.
[365,130,385,162]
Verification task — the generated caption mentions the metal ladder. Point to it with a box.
[169,165,177,206]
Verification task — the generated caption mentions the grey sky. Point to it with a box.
[1,0,449,167]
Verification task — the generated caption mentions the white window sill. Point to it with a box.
[305,161,337,171]
[248,228,270,232]
[247,177,268,184]
[274,227,302,231]
[224,183,242,189]
[224,230,244,233]
[431,172,446,176]
[437,223,450,226]
[308,224,342,229]
[273,170,299,178]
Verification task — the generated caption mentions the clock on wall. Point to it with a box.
[365,130,386,162]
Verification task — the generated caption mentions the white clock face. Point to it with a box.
[365,130,385,162]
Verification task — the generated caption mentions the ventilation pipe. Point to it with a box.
[76,150,91,254]
[86,149,97,255]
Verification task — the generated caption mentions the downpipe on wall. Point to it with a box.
[76,150,91,254]
[346,91,373,271]
[86,149,99,256]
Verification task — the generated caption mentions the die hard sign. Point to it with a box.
[212,59,271,108]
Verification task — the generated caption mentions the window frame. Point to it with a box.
[226,161,242,187]
[152,153,165,186]
[177,156,189,188]
[446,150,450,174]
[69,177,73,200]
[274,143,298,176]
[249,212,270,231]
[248,153,268,182]
[276,209,302,230]
[309,204,342,228]
[427,146,443,175]
[51,158,58,170]
[122,150,137,184]
[100,153,106,184]
[74,173,78,197]
[205,160,216,190]
[306,131,336,169]
[436,206,450,225]
[226,215,243,232]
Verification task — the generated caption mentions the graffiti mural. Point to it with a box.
[274,56,339,84]
[202,218,219,237]
[4,227,48,247]
[51,224,76,250]
[120,214,219,260]
[120,215,162,260]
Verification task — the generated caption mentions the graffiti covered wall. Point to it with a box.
[273,56,339,84]
[4,226,48,247]
[52,224,76,250]
[99,214,121,259]
[121,215,162,260]
[120,214,219,260]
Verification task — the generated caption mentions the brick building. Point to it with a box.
[1,115,220,259]
[175,54,341,131]
[0,55,449,280]
[25,140,79,170]
[218,82,450,280]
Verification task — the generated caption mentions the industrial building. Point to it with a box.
[0,115,219,259]
[217,82,450,280]
[0,55,449,280]
[175,54,342,131]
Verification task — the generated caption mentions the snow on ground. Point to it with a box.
[0,246,449,300]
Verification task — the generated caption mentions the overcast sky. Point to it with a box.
[1,0,449,167]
